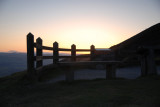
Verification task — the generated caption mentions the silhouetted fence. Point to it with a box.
[27,33,120,82]
[137,46,159,76]
[27,33,158,82]
[27,33,95,69]
[119,47,158,76]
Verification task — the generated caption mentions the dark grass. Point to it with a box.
[38,67,66,82]
[0,70,160,107]
[38,65,92,82]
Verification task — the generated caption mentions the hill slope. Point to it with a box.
[0,72,160,107]
[110,23,160,51]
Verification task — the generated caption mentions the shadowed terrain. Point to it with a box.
[110,23,160,52]
[0,71,160,107]
[1,23,160,107]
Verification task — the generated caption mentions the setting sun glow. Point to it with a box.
[0,0,160,52]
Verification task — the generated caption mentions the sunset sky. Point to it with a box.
[0,0,160,52]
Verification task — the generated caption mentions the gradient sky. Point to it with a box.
[0,0,160,52]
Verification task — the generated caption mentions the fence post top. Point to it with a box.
[36,37,42,41]
[27,32,34,37]
[53,41,58,44]
[71,44,76,50]
[91,45,95,48]
[71,44,76,48]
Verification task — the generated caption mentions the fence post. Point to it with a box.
[36,37,43,68]
[71,44,76,62]
[65,68,74,83]
[27,33,36,80]
[65,44,76,82]
[106,64,116,79]
[146,49,157,75]
[53,41,59,64]
[138,47,148,76]
[90,45,95,61]
[140,55,148,76]
[138,47,157,76]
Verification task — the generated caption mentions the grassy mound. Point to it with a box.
[0,71,160,107]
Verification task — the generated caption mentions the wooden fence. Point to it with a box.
[27,33,120,81]
[27,33,95,70]
[137,46,159,76]
[27,33,159,82]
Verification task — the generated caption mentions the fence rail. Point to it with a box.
[27,33,99,80]
[32,35,95,63]
[27,33,120,82]
[27,33,159,82]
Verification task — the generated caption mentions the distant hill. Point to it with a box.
[0,52,72,77]
[0,52,27,77]
[110,23,160,52]
[0,52,67,77]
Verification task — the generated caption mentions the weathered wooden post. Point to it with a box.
[65,44,76,82]
[140,55,148,76]
[71,44,76,62]
[36,37,43,68]
[90,45,95,61]
[27,33,36,80]
[147,49,157,75]
[106,64,116,79]
[137,46,148,76]
[65,67,74,82]
[138,47,157,76]
[53,41,59,64]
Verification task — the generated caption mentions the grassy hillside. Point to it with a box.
[108,23,160,64]
[0,70,160,107]
[110,23,160,51]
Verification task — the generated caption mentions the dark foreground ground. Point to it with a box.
[0,71,160,107]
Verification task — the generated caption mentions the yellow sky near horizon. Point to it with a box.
[0,0,160,52]
[1,19,136,53]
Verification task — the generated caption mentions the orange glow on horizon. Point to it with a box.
[0,18,138,53]
[39,18,133,52]
[0,0,159,53]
